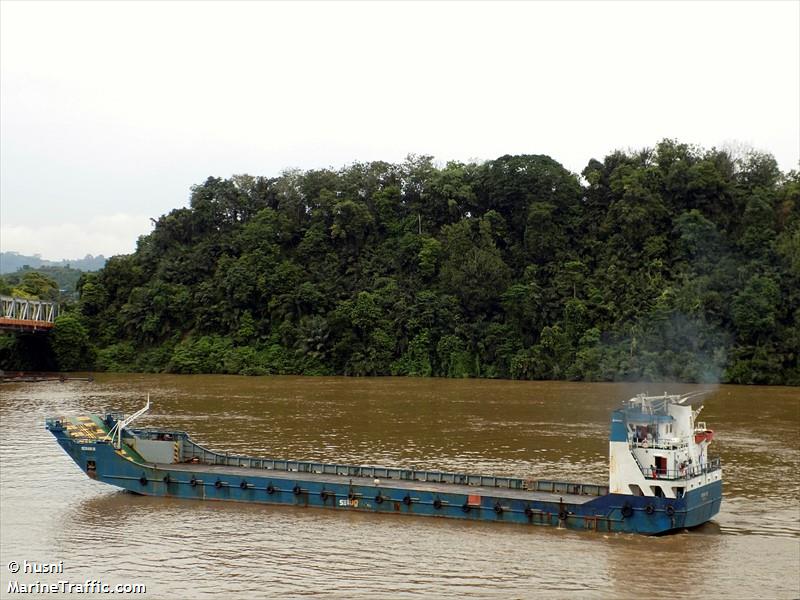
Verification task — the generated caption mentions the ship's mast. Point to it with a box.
[103,395,151,449]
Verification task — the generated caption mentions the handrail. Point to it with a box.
[533,480,608,497]
[175,432,545,491]
[629,437,689,451]
[637,457,721,481]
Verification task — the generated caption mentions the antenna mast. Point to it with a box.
[104,394,151,449]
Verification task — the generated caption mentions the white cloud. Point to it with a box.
[0,214,152,261]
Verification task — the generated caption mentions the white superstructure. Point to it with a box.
[609,393,722,499]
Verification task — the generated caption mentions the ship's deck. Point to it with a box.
[55,414,604,505]
[159,461,600,504]
[59,415,145,462]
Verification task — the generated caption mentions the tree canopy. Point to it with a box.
[3,142,798,383]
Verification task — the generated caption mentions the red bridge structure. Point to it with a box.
[0,295,59,333]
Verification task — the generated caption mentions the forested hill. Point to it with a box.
[60,141,800,383]
[0,252,106,274]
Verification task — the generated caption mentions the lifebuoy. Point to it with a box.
[403,494,412,506]
[665,505,675,517]
[266,484,275,495]
[214,479,223,489]
[374,494,384,504]
[293,485,302,495]
[433,498,443,510]
[139,475,148,486]
[240,480,248,490]
[494,503,503,514]
[621,503,634,518]
[645,504,655,515]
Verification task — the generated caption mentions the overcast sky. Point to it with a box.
[1,1,798,261]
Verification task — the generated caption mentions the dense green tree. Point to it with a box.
[439,218,510,316]
[731,276,781,345]
[8,142,790,385]
[51,314,93,370]
[5,271,60,301]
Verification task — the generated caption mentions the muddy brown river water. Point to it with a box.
[1,376,798,598]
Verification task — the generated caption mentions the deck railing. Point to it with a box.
[636,457,721,481]
[177,434,608,494]
[628,434,689,451]
[532,480,608,496]
[182,438,528,489]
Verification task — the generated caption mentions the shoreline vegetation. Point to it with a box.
[2,141,798,384]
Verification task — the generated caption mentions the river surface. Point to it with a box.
[1,376,798,598]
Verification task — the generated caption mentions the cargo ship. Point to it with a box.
[46,392,722,534]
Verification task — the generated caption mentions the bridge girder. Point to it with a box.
[0,295,59,333]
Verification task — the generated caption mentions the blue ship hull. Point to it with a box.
[48,419,722,535]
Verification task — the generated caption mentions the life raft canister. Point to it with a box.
[694,430,715,444]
